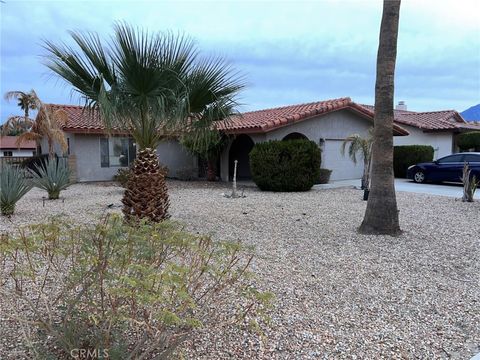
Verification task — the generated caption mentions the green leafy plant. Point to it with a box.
[29,158,70,199]
[0,215,272,358]
[0,165,32,216]
[457,131,480,151]
[316,168,333,184]
[250,139,321,192]
[393,145,434,178]
[341,130,373,189]
[113,167,131,187]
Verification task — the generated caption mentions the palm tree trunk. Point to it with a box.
[359,0,401,235]
[122,148,170,222]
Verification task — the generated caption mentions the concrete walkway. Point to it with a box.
[314,178,479,199]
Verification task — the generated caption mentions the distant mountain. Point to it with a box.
[461,104,480,122]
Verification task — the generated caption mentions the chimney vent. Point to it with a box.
[396,101,407,111]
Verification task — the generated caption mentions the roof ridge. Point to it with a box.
[242,97,352,115]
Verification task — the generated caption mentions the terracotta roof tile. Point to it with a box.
[360,104,480,132]
[217,97,409,135]
[0,136,36,149]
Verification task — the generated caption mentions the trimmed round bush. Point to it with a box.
[249,139,321,191]
[393,145,434,178]
[316,168,332,184]
[457,132,480,151]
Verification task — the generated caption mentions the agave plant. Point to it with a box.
[30,159,70,199]
[0,165,32,216]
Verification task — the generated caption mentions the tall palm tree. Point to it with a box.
[359,0,402,235]
[2,90,37,136]
[15,93,68,158]
[341,129,373,190]
[43,23,244,222]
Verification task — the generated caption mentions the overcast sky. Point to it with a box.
[1,0,479,123]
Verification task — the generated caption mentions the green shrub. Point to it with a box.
[316,168,332,184]
[113,167,131,187]
[457,131,480,151]
[250,139,321,191]
[393,145,434,178]
[29,158,71,199]
[0,215,272,359]
[0,165,32,216]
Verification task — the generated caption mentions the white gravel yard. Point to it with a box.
[1,181,479,359]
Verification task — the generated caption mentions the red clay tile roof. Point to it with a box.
[218,97,409,135]
[47,98,410,136]
[0,136,36,149]
[48,104,120,134]
[360,104,480,132]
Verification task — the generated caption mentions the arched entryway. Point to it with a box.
[229,134,255,180]
[282,132,308,141]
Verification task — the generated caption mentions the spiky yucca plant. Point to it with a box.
[30,159,70,200]
[0,165,32,216]
[44,23,243,222]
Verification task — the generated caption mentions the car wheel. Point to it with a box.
[413,170,425,183]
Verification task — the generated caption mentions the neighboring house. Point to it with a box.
[361,102,480,159]
[0,136,36,157]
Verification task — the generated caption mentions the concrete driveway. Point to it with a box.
[314,178,479,199]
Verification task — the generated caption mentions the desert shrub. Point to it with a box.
[457,132,480,151]
[316,168,332,184]
[250,139,321,191]
[113,167,131,187]
[29,158,70,199]
[393,145,434,178]
[0,215,272,359]
[0,165,32,216]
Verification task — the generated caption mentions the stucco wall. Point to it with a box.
[73,135,196,182]
[393,125,453,159]
[220,109,372,181]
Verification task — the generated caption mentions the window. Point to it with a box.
[437,154,464,163]
[100,137,136,168]
[463,154,480,163]
[3,151,13,157]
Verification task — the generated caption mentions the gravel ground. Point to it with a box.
[1,181,479,359]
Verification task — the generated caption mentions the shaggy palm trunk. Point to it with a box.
[122,148,170,222]
[359,0,401,235]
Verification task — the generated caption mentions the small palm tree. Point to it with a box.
[43,23,244,222]
[2,90,37,136]
[341,129,373,190]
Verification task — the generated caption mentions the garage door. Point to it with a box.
[322,140,363,181]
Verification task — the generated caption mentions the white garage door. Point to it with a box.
[322,140,363,181]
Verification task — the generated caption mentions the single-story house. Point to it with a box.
[361,102,480,159]
[40,98,408,182]
[38,97,479,183]
[0,136,36,157]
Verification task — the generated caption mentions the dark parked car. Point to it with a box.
[407,152,480,183]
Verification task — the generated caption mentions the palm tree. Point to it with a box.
[359,0,402,235]
[16,95,68,158]
[341,130,373,190]
[2,90,37,136]
[43,23,243,222]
